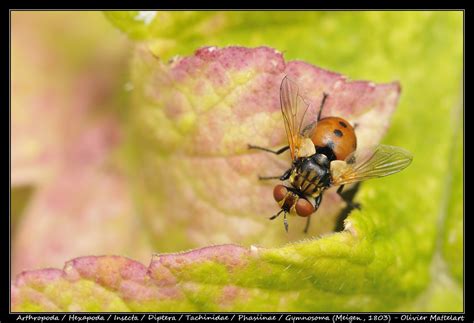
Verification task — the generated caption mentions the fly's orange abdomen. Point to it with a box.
[310,117,357,160]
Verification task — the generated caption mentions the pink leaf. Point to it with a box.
[12,249,251,311]
[129,46,400,248]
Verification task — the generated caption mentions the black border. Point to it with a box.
[6,8,467,321]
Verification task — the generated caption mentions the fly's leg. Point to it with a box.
[303,194,323,234]
[314,194,323,209]
[248,144,290,155]
[337,185,361,210]
[303,216,311,234]
[317,92,329,121]
[269,210,288,232]
[248,145,292,181]
[258,168,292,181]
[334,183,361,232]
[258,176,283,180]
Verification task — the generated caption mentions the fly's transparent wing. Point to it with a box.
[330,144,413,186]
[280,76,312,160]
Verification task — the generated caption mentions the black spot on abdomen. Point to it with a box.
[334,129,343,137]
[339,121,348,128]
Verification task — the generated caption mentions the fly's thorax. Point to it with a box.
[289,154,331,195]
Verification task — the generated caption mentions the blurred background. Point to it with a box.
[11,11,463,311]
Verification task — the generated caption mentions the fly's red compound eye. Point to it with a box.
[273,185,288,202]
[295,198,315,217]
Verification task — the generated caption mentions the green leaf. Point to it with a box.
[119,10,462,308]
[442,101,463,284]
[104,11,159,40]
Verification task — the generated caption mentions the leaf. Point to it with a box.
[127,45,400,250]
[8,243,404,312]
[13,251,253,311]
[103,11,159,40]
[442,101,463,284]
[116,23,463,308]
